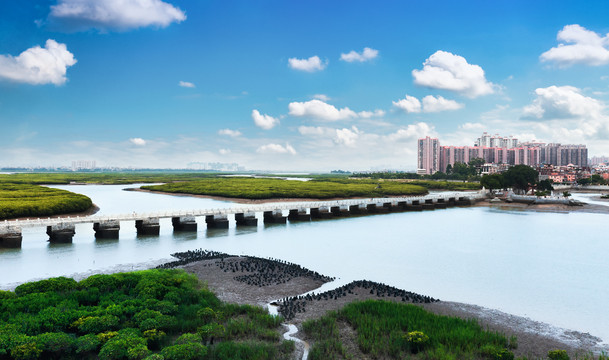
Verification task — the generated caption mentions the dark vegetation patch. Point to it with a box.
[157,249,335,286]
[0,269,293,360]
[0,183,93,220]
[142,177,429,199]
[277,280,438,321]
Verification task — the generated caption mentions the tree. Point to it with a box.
[562,191,571,198]
[503,165,538,194]
[537,179,554,192]
[480,174,504,193]
[468,158,485,176]
[445,164,453,175]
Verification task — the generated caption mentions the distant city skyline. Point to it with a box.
[2,1,609,171]
[417,132,589,175]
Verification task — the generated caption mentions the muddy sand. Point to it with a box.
[180,256,608,359]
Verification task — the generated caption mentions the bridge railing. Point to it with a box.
[0,190,485,229]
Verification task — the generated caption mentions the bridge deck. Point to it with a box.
[1,191,486,230]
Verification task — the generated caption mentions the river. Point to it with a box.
[1,185,608,344]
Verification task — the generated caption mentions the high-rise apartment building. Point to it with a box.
[424,133,588,174]
[417,136,440,175]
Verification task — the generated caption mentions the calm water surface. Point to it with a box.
[1,185,608,342]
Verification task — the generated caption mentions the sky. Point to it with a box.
[1,0,609,171]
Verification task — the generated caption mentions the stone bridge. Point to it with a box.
[0,190,487,248]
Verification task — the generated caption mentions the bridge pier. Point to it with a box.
[206,215,229,229]
[310,206,333,219]
[349,204,367,215]
[331,205,350,216]
[456,197,472,206]
[263,210,287,224]
[172,216,197,231]
[235,212,258,226]
[135,218,160,236]
[93,220,120,239]
[396,201,407,211]
[434,199,447,209]
[47,223,76,243]
[288,208,311,221]
[406,200,423,211]
[0,226,22,248]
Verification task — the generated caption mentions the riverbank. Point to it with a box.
[170,253,607,359]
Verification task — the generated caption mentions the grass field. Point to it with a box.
[303,300,515,360]
[0,183,93,220]
[141,177,429,200]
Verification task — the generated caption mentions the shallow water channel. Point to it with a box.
[1,185,608,344]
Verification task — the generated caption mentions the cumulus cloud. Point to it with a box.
[0,39,76,85]
[288,56,326,72]
[340,47,379,62]
[219,148,231,155]
[179,81,195,88]
[540,24,609,67]
[289,99,357,121]
[387,122,435,142]
[522,85,604,120]
[129,137,146,146]
[358,110,386,118]
[49,0,186,31]
[393,94,463,113]
[252,110,280,130]
[298,126,333,136]
[334,126,360,146]
[392,95,422,113]
[421,95,464,112]
[256,143,296,155]
[459,122,485,131]
[218,129,242,137]
[412,50,495,98]
[312,94,331,101]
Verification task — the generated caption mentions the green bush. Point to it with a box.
[161,343,207,360]
[175,333,201,344]
[404,330,429,353]
[548,349,570,360]
[37,332,74,354]
[15,277,77,296]
[10,342,42,360]
[75,334,101,354]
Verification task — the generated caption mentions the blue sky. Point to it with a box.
[1,0,609,171]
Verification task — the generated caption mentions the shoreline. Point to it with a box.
[2,203,100,222]
[129,186,609,215]
[1,252,607,358]
[175,254,607,358]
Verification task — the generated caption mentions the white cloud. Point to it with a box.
[540,24,609,67]
[298,126,333,136]
[219,148,231,155]
[288,56,326,72]
[393,94,463,113]
[129,137,147,146]
[459,122,485,131]
[386,122,435,142]
[288,99,357,121]
[49,0,186,31]
[522,85,604,120]
[358,109,386,118]
[412,50,495,98]
[256,143,296,155]
[0,39,76,86]
[252,109,280,130]
[421,95,464,112]
[179,81,195,88]
[312,94,331,101]
[218,129,242,137]
[340,47,379,62]
[392,95,422,113]
[334,126,360,146]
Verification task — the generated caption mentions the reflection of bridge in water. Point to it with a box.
[0,191,487,248]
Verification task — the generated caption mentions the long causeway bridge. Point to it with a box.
[0,191,487,248]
